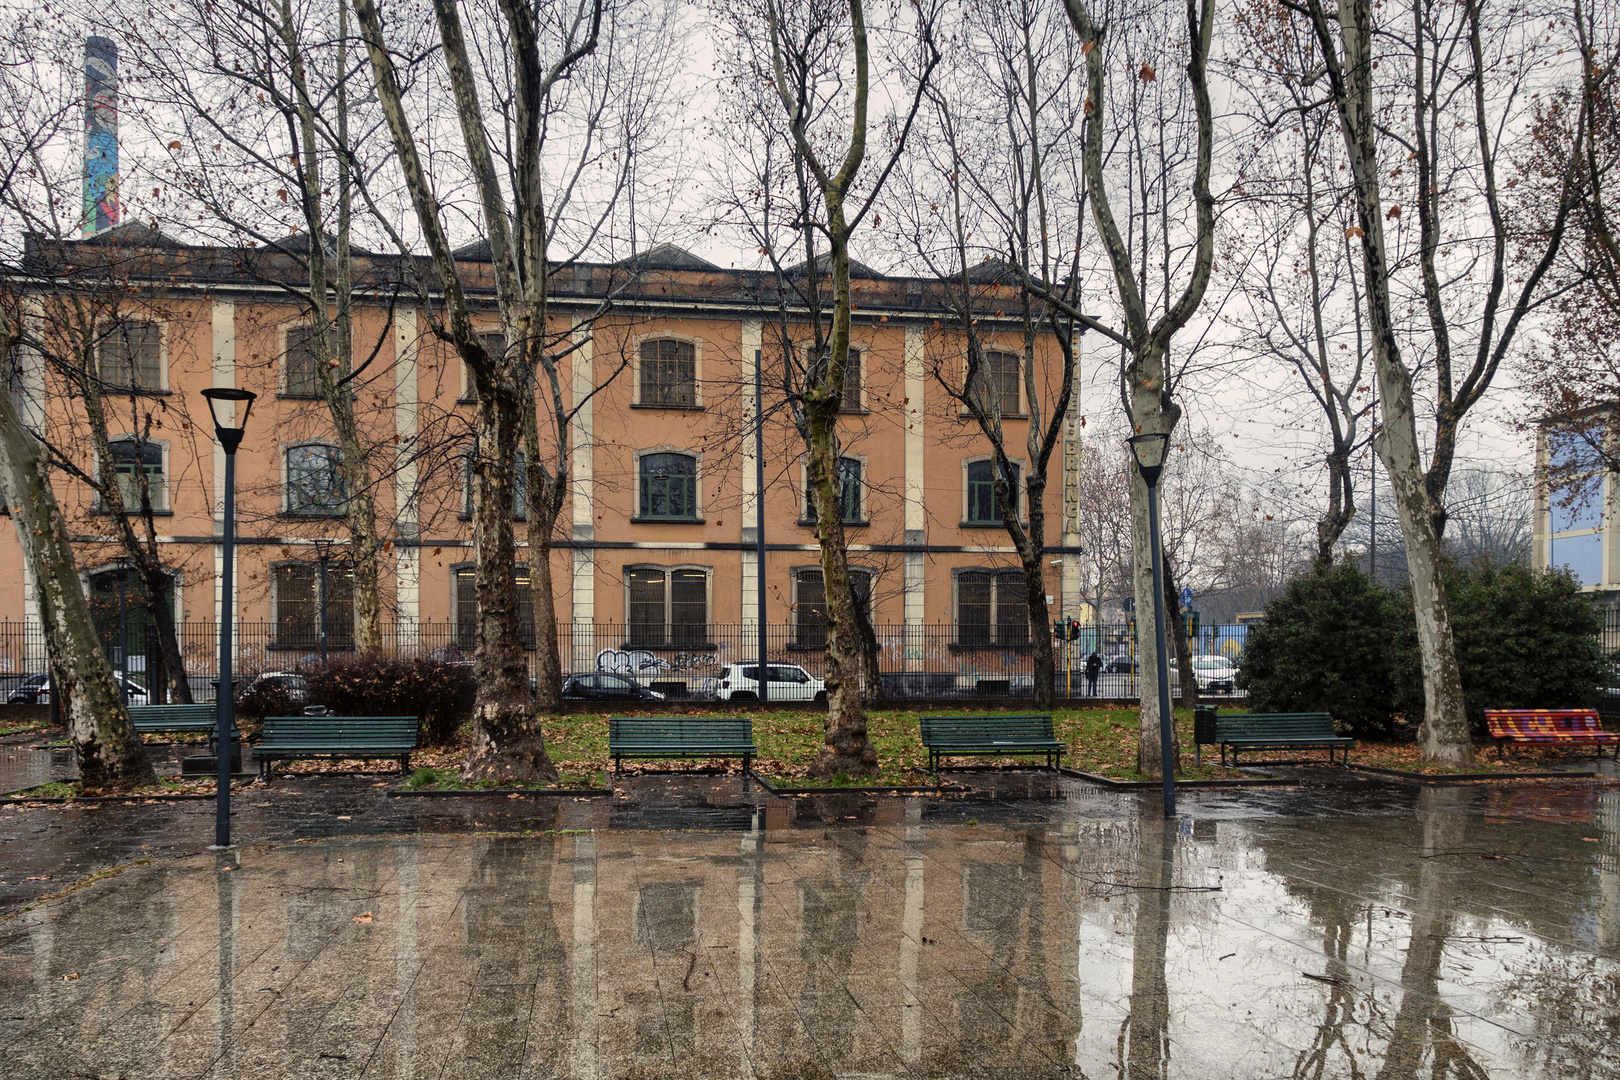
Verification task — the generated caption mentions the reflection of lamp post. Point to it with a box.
[311,537,342,666]
[1128,431,1176,817]
[201,386,255,849]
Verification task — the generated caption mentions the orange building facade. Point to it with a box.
[1,230,1087,693]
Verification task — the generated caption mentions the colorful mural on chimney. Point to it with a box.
[83,36,119,235]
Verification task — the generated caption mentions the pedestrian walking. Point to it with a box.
[1084,650,1102,697]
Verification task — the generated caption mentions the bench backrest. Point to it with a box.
[609,716,755,745]
[260,716,419,749]
[1485,709,1602,737]
[919,715,1057,743]
[129,704,219,728]
[1215,712,1337,740]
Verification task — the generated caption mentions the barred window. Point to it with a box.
[955,569,1029,646]
[284,325,337,397]
[808,346,862,409]
[974,350,1020,415]
[639,453,698,520]
[453,564,534,649]
[274,562,354,649]
[106,440,164,511]
[793,567,872,648]
[966,460,1019,524]
[640,339,696,406]
[627,566,709,648]
[99,321,162,390]
[464,450,527,518]
[286,445,345,515]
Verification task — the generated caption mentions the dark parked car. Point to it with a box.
[1102,654,1138,674]
[561,673,666,702]
[5,673,49,704]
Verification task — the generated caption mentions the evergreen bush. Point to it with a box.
[301,654,476,746]
[1235,562,1405,737]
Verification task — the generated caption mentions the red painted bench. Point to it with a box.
[1484,709,1620,761]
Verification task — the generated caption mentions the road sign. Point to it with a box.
[1179,586,1193,609]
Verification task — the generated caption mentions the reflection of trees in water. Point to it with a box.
[632,878,702,1056]
[958,828,1055,1049]
[1373,789,1488,1080]
[461,836,567,1065]
[1117,820,1174,1080]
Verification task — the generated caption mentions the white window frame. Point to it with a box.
[630,332,704,408]
[282,440,346,516]
[961,454,1026,526]
[951,566,1032,646]
[97,316,169,392]
[633,445,704,522]
[96,434,170,512]
[623,563,714,646]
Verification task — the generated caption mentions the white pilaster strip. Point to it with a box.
[742,319,763,629]
[904,325,926,667]
[211,301,235,625]
[394,310,420,637]
[18,298,45,626]
[570,317,596,671]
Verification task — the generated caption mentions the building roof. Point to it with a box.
[783,252,884,280]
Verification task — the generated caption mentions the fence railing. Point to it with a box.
[0,619,1255,703]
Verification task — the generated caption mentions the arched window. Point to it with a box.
[105,440,165,511]
[803,457,864,523]
[639,338,696,406]
[955,569,1029,646]
[639,452,698,520]
[966,460,1019,525]
[286,445,345,515]
[99,320,162,390]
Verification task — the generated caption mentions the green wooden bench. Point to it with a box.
[918,715,1065,774]
[608,716,757,776]
[1214,712,1354,767]
[129,703,231,748]
[257,716,418,778]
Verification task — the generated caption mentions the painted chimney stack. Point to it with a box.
[83,36,119,236]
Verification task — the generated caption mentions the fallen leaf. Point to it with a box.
[353,913,373,924]
[1386,205,1402,219]
[1139,63,1156,81]
[62,973,79,981]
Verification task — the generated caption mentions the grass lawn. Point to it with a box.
[5,776,218,800]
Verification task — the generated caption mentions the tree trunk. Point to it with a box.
[142,562,192,704]
[525,395,564,715]
[1306,0,1473,765]
[0,347,151,790]
[851,584,886,708]
[806,391,877,777]
[1162,553,1196,711]
[463,385,556,782]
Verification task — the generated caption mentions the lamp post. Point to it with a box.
[1127,431,1176,817]
[755,349,767,704]
[201,386,255,849]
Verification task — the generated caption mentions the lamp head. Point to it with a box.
[1127,431,1171,484]
[200,387,256,452]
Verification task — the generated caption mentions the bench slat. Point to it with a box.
[1213,712,1352,766]
[918,715,1064,773]
[257,716,420,777]
[1484,710,1619,758]
[608,716,758,774]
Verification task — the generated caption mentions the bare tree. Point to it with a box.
[894,0,1086,709]
[1297,0,1591,765]
[715,0,939,776]
[0,11,152,787]
[357,0,676,778]
[1055,0,1217,778]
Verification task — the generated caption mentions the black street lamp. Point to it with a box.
[1127,430,1176,817]
[201,386,255,849]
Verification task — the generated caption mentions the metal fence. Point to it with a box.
[0,619,1256,703]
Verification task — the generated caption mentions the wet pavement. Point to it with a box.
[1,767,1618,1077]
